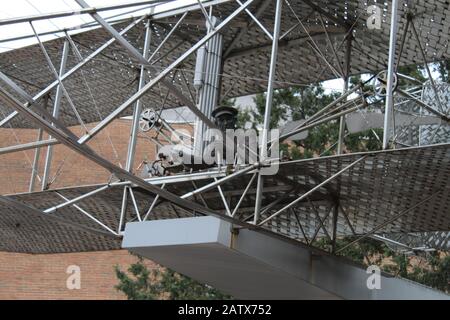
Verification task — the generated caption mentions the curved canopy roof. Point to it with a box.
[1,143,448,253]
[0,0,449,127]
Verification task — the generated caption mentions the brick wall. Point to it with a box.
[0,250,157,300]
[0,119,161,194]
[0,119,185,299]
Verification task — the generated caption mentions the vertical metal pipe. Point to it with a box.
[41,39,70,190]
[335,35,352,248]
[208,25,223,160]
[212,29,223,108]
[337,35,352,155]
[118,187,128,233]
[253,0,282,224]
[193,23,213,155]
[125,19,152,172]
[383,0,399,149]
[29,128,43,192]
[210,29,219,110]
[207,34,217,123]
[202,26,213,146]
[193,16,223,156]
[253,173,265,224]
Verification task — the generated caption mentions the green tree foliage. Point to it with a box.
[115,257,232,300]
[435,59,450,83]
[345,128,383,152]
[220,98,237,108]
[398,64,426,85]
[245,85,341,129]
[238,82,382,158]
[231,71,449,293]
[408,254,450,292]
[116,62,449,299]
[381,251,449,293]
[315,237,449,293]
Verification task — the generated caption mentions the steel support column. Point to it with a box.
[382,0,399,149]
[253,0,282,224]
[337,34,352,155]
[29,95,49,192]
[28,128,43,192]
[41,39,70,190]
[125,19,152,173]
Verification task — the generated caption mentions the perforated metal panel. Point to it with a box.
[419,82,450,145]
[383,231,450,251]
[1,143,448,253]
[1,0,449,128]
[270,143,450,239]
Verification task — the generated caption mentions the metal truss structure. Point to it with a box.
[0,0,449,261]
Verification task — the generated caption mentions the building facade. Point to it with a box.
[0,119,163,299]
